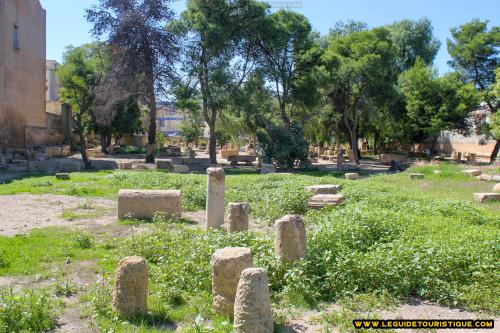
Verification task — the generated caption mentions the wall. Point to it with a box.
[0,0,47,147]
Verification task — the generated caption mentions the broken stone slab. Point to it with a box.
[345,173,360,180]
[55,173,70,180]
[462,169,481,177]
[478,174,492,182]
[493,183,500,193]
[305,184,342,194]
[234,268,273,333]
[474,193,500,203]
[211,247,253,317]
[275,215,306,264]
[308,194,344,209]
[156,159,173,170]
[172,164,189,173]
[132,163,156,170]
[260,163,276,174]
[227,203,250,233]
[409,173,424,180]
[492,175,500,182]
[113,256,148,318]
[117,189,182,220]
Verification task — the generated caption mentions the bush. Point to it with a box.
[0,290,55,332]
[256,124,308,168]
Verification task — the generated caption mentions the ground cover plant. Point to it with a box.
[0,163,498,332]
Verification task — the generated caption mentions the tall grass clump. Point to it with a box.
[0,289,55,332]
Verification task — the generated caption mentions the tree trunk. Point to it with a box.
[350,132,360,165]
[76,113,90,170]
[208,121,217,165]
[145,52,156,164]
[100,133,108,154]
[373,131,380,155]
[490,140,499,164]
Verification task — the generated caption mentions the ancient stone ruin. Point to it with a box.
[227,203,250,232]
[308,193,344,209]
[112,256,148,318]
[55,172,69,180]
[117,189,182,220]
[462,169,481,177]
[305,184,341,194]
[409,173,425,180]
[275,214,306,263]
[474,193,500,203]
[234,267,273,333]
[206,167,225,229]
[345,172,360,180]
[211,247,253,317]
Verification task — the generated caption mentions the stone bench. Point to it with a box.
[227,155,257,166]
[117,189,182,220]
[474,193,500,203]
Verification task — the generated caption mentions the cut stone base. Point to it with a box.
[474,193,500,203]
[117,189,182,220]
[345,173,360,180]
[409,173,424,180]
[172,164,189,173]
[308,194,344,209]
[55,173,70,180]
[156,159,173,170]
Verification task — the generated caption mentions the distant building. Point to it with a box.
[156,101,184,137]
[0,0,62,148]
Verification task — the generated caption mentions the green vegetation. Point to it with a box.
[0,289,55,332]
[0,228,115,276]
[0,165,498,332]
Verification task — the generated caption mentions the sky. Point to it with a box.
[40,0,499,75]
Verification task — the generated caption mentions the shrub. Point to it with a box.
[0,290,55,332]
[256,124,308,168]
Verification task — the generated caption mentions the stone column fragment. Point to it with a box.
[234,268,273,333]
[275,214,306,263]
[112,256,148,318]
[206,167,225,229]
[227,203,249,232]
[211,247,253,316]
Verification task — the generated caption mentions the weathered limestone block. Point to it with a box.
[172,164,189,173]
[117,189,182,220]
[493,183,500,193]
[113,256,148,318]
[451,151,462,161]
[478,174,492,182]
[474,193,500,203]
[305,184,341,194]
[206,167,225,229]
[462,169,481,177]
[227,203,250,232]
[492,175,500,182]
[234,268,273,333]
[345,173,360,180]
[308,194,344,209]
[275,215,306,263]
[409,173,424,180]
[211,247,253,316]
[260,163,276,174]
[156,159,173,170]
[56,173,70,180]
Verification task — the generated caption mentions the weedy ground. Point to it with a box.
[0,162,498,332]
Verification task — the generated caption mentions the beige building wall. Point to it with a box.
[0,0,47,147]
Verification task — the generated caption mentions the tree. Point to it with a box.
[447,19,499,161]
[174,86,204,146]
[387,18,440,72]
[322,28,395,164]
[110,97,143,144]
[398,59,478,150]
[173,0,265,164]
[86,0,178,163]
[57,44,106,169]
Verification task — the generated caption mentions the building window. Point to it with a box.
[13,24,20,50]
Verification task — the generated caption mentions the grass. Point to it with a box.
[0,228,116,276]
[0,162,498,332]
